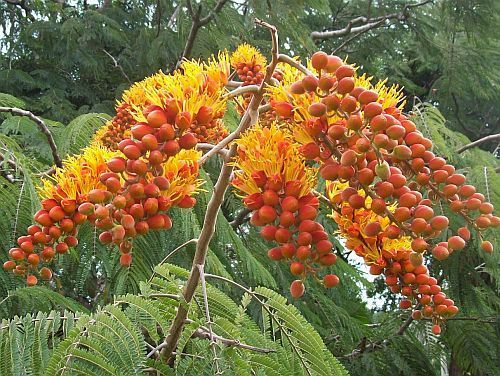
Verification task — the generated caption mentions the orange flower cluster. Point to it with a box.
[4,55,232,284]
[92,103,134,150]
[3,44,497,336]
[232,124,340,297]
[230,44,285,117]
[230,44,267,85]
[328,182,459,329]
[259,50,497,332]
[93,52,231,149]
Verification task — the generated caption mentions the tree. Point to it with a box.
[0,2,498,376]
[1,0,498,145]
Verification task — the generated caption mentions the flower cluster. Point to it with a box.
[93,52,231,149]
[230,44,267,86]
[92,103,134,150]
[128,53,231,144]
[232,124,339,297]
[259,50,498,332]
[230,44,285,116]
[328,181,458,331]
[4,54,232,284]
[3,44,497,336]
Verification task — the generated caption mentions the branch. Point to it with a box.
[196,143,228,159]
[192,327,275,353]
[456,133,500,154]
[223,84,260,99]
[102,49,132,84]
[155,0,162,37]
[159,19,280,363]
[147,326,275,357]
[177,0,230,65]
[0,153,19,172]
[226,80,242,88]
[0,153,19,183]
[198,0,230,26]
[0,107,62,167]
[277,54,314,76]
[229,208,251,229]
[166,2,181,29]
[35,167,56,177]
[331,21,384,54]
[310,0,432,40]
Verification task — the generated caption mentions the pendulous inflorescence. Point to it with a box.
[3,44,496,334]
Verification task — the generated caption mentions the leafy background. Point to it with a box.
[0,0,498,375]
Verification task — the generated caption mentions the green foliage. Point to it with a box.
[2,0,497,144]
[0,311,81,375]
[0,0,499,372]
[58,113,110,156]
[0,263,348,375]
[0,286,89,320]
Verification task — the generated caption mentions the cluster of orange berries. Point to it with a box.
[3,198,84,285]
[234,61,265,86]
[185,106,228,143]
[83,104,201,267]
[267,51,496,330]
[3,49,233,285]
[244,178,339,298]
[231,123,340,298]
[231,45,282,122]
[3,102,204,284]
[98,103,136,150]
[2,44,496,335]
[333,200,459,335]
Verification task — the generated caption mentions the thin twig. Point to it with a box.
[341,277,446,359]
[197,264,222,374]
[102,49,132,84]
[0,107,62,167]
[229,208,251,228]
[422,317,496,324]
[148,238,198,283]
[177,0,230,66]
[147,326,274,358]
[192,327,275,353]
[167,2,181,29]
[456,133,500,154]
[310,0,432,40]
[147,293,181,300]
